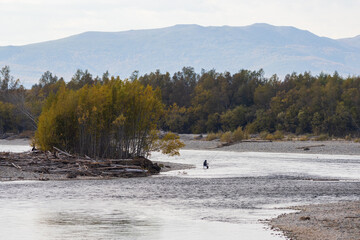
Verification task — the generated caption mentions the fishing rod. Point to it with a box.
[207,151,219,161]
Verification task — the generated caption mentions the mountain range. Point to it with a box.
[1,23,360,87]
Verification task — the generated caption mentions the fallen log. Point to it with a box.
[296,144,325,150]
[95,165,142,170]
[11,162,22,170]
[53,147,73,158]
[241,140,273,143]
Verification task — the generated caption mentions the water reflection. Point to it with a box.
[0,178,292,240]
[41,209,160,239]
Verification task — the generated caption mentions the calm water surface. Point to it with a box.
[1,143,360,240]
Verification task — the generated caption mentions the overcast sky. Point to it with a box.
[1,0,359,46]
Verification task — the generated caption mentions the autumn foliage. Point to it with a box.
[34,78,184,158]
[1,66,360,142]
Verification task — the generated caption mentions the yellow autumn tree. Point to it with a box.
[35,78,184,158]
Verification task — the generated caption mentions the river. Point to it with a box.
[1,141,360,240]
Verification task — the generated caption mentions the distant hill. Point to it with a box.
[1,23,360,87]
[339,35,360,49]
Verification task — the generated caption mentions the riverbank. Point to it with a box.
[0,161,194,181]
[179,134,360,155]
[268,201,360,240]
[0,146,194,181]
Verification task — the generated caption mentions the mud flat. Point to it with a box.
[269,201,360,240]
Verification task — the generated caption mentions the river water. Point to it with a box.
[1,141,360,240]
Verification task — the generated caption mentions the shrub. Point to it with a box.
[206,132,221,141]
[262,130,284,141]
[232,127,246,142]
[272,130,284,140]
[220,131,233,143]
[265,134,275,141]
[245,122,259,134]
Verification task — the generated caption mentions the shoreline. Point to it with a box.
[0,147,194,182]
[179,134,360,155]
[0,160,195,182]
[268,201,360,240]
[1,137,359,181]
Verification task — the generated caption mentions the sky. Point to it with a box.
[1,0,360,46]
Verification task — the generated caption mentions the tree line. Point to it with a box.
[1,66,360,139]
[138,67,360,136]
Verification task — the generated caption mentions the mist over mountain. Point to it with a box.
[1,23,360,87]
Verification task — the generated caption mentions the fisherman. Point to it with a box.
[203,160,209,169]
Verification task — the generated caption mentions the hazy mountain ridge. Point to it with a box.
[339,35,360,49]
[1,23,360,86]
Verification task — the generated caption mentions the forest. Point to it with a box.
[1,66,360,145]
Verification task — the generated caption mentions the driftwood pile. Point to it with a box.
[0,147,161,180]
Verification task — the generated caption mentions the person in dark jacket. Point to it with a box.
[203,160,209,169]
